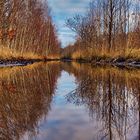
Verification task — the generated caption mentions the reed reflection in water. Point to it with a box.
[0,62,139,140]
[64,63,140,140]
[0,62,61,140]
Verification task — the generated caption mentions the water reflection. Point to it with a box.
[0,62,139,140]
[0,62,61,140]
[64,63,140,140]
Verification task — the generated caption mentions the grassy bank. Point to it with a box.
[0,46,60,61]
[62,47,140,65]
[0,45,139,68]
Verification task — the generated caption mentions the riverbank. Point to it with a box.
[0,58,61,67]
[0,59,42,67]
[0,46,60,67]
[0,57,140,68]
[61,47,140,68]
[92,58,140,68]
[62,57,140,68]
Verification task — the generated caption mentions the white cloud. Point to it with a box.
[48,0,90,47]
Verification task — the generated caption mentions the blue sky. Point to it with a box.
[48,0,90,47]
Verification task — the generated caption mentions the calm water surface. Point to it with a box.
[0,62,139,140]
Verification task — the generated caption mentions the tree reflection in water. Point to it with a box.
[0,62,139,140]
[64,62,140,140]
[0,62,60,140]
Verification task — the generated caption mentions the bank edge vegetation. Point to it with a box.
[62,0,140,62]
[0,0,60,60]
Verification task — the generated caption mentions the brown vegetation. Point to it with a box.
[62,0,140,63]
[0,0,60,60]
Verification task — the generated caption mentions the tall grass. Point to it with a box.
[71,47,140,61]
[0,45,61,60]
[0,46,43,60]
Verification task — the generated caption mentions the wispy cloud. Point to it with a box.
[48,0,90,47]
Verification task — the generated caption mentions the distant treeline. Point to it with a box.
[0,0,60,59]
[62,0,140,61]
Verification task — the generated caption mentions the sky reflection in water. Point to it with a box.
[0,62,139,140]
[36,71,97,140]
